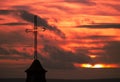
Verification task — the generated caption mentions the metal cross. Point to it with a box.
[25,15,46,60]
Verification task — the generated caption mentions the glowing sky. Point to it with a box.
[0,0,120,79]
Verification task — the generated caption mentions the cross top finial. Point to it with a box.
[26,15,46,60]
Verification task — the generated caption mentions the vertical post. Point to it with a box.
[34,15,38,60]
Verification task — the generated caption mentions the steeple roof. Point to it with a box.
[25,59,47,73]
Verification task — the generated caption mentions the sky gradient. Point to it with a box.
[0,0,120,79]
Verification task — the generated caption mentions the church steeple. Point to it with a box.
[25,15,47,82]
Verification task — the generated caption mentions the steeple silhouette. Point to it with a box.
[25,15,47,82]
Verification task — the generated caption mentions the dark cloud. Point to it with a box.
[111,5,120,11]
[82,41,120,64]
[103,41,120,63]
[65,0,96,6]
[112,5,120,11]
[0,10,15,15]
[0,18,3,20]
[40,55,75,69]
[105,4,120,11]
[77,23,120,29]
[0,22,28,26]
[95,11,120,16]
[0,47,32,60]
[41,61,72,70]
[40,44,91,69]
[43,44,91,63]
[0,30,31,45]
[73,35,114,40]
[0,47,9,55]
[19,11,65,38]
[86,35,114,40]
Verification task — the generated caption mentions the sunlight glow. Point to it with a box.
[93,64,104,68]
[74,63,119,68]
[81,64,104,68]
[81,64,92,68]
[89,55,97,59]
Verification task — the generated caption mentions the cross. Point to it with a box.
[25,15,46,60]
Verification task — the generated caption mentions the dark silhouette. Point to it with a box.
[25,59,47,82]
[25,15,47,82]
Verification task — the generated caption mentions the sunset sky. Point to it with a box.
[0,0,120,79]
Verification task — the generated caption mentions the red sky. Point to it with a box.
[0,0,120,79]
